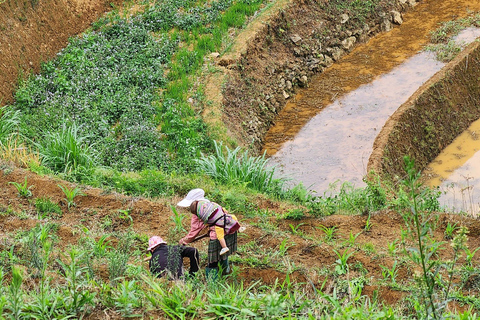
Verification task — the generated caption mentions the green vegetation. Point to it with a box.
[35,196,62,219]
[58,184,85,209]
[196,141,284,193]
[1,0,479,318]
[426,12,480,62]
[9,177,33,198]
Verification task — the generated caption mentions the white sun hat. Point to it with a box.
[177,188,206,207]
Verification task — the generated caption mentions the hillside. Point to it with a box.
[1,0,480,318]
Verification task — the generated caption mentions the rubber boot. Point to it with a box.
[205,267,218,282]
[219,258,230,275]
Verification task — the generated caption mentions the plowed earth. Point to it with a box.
[1,162,480,314]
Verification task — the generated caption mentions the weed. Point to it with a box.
[283,208,305,220]
[196,141,286,193]
[0,105,20,144]
[5,266,25,319]
[380,261,398,285]
[362,242,376,256]
[9,177,33,198]
[37,123,96,174]
[35,196,62,219]
[57,249,95,314]
[113,280,142,317]
[117,209,133,225]
[58,184,85,209]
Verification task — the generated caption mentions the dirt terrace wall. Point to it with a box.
[221,0,421,151]
[0,0,122,105]
[368,40,480,181]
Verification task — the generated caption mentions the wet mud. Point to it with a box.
[263,0,480,193]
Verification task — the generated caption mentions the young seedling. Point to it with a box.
[278,239,295,256]
[380,261,398,285]
[444,222,457,240]
[344,231,361,247]
[387,240,398,256]
[318,225,336,242]
[170,205,186,233]
[363,213,373,232]
[58,184,85,209]
[333,248,355,275]
[9,177,33,198]
[289,223,305,235]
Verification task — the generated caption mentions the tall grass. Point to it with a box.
[0,137,41,168]
[0,106,20,144]
[196,141,285,193]
[36,123,95,174]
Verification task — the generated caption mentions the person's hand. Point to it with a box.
[179,239,186,245]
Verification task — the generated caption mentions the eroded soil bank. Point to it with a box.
[368,40,480,182]
[0,0,122,105]
[221,0,421,151]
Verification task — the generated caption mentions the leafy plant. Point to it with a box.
[36,123,96,173]
[363,213,373,232]
[113,280,142,317]
[35,196,62,219]
[444,222,457,240]
[380,261,398,285]
[0,105,20,144]
[344,231,361,247]
[283,208,305,220]
[318,225,337,242]
[9,177,33,198]
[117,209,133,225]
[278,239,294,256]
[288,223,305,235]
[333,248,355,275]
[400,156,446,319]
[387,240,397,256]
[170,205,186,233]
[58,184,85,209]
[196,141,285,193]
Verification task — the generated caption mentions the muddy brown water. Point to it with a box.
[425,117,480,215]
[262,0,480,195]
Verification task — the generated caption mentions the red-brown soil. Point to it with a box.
[0,0,123,105]
[1,162,480,311]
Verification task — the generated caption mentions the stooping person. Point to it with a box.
[147,236,200,280]
[177,188,242,277]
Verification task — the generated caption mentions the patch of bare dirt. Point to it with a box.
[0,0,123,105]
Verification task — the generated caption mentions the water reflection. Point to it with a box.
[269,52,445,194]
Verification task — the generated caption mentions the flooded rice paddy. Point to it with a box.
[263,0,480,200]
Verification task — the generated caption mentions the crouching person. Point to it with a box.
[147,236,199,280]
